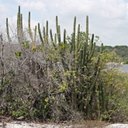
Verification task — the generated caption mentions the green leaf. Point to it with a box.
[22,41,30,48]
[15,51,22,58]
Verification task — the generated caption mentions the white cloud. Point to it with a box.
[0,4,7,13]
[0,0,128,45]
[99,0,127,19]
[46,0,127,19]
[53,0,94,13]
[14,0,128,20]
[0,4,9,30]
[16,0,46,11]
[0,4,8,18]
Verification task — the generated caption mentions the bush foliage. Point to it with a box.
[0,6,128,122]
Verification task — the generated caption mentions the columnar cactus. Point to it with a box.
[6,18,11,42]
[38,23,44,45]
[17,6,23,43]
[5,6,105,120]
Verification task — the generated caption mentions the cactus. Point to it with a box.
[58,25,61,44]
[85,17,89,42]
[20,14,23,37]
[56,16,61,44]
[76,24,80,51]
[38,23,44,45]
[28,11,33,41]
[63,29,66,44]
[50,29,53,42]
[70,16,76,53]
[50,29,57,48]
[54,33,57,45]
[4,6,106,120]
[6,18,11,42]
[34,25,37,42]
[17,6,23,43]
[45,20,49,43]
[43,26,46,39]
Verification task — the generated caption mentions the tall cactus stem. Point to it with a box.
[46,20,49,43]
[76,24,80,52]
[71,16,76,52]
[50,29,53,42]
[58,25,61,44]
[34,25,37,42]
[86,16,89,44]
[20,14,23,39]
[38,23,44,45]
[63,29,66,44]
[6,18,11,42]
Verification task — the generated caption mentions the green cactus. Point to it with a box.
[63,29,66,44]
[20,14,23,36]
[28,11,33,41]
[50,29,57,48]
[17,6,22,43]
[46,21,49,43]
[6,18,11,42]
[58,25,61,44]
[76,24,80,51]
[70,16,76,53]
[56,16,61,44]
[4,6,107,120]
[50,29,53,42]
[85,18,89,42]
[38,23,44,45]
[34,25,37,42]
[43,26,46,39]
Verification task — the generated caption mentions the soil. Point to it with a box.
[0,116,110,128]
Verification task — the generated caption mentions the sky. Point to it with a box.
[0,0,128,46]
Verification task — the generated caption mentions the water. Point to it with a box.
[106,63,128,73]
[118,64,128,73]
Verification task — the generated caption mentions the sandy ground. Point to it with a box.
[0,120,110,128]
[0,116,127,128]
[105,123,128,128]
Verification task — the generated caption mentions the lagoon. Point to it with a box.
[119,64,128,73]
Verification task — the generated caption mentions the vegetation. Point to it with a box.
[0,6,128,123]
[97,45,128,63]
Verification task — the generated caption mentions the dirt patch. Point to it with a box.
[66,120,109,128]
[0,117,109,128]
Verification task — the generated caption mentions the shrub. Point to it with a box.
[0,6,128,122]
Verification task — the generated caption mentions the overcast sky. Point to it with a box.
[0,0,128,46]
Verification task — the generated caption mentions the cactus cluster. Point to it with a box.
[4,6,106,120]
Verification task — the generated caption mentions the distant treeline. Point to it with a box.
[96,45,128,63]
